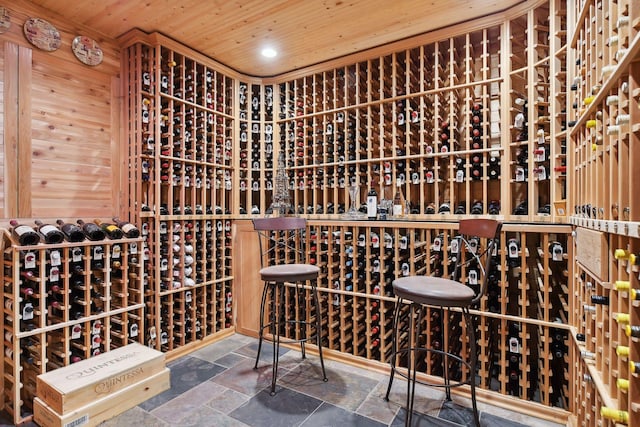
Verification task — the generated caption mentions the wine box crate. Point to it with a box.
[34,368,170,427]
[36,343,166,414]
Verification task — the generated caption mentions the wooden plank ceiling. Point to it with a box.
[28,0,524,77]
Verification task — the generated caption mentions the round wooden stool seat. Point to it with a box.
[392,276,475,308]
[259,264,320,282]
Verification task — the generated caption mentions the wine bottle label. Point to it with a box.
[24,251,36,269]
[23,302,34,320]
[92,335,101,349]
[508,337,520,354]
[508,241,519,258]
[121,224,136,234]
[366,195,377,219]
[129,242,138,254]
[92,320,102,335]
[112,245,121,259]
[400,236,408,250]
[72,248,83,263]
[468,269,478,285]
[14,225,32,237]
[371,233,380,248]
[49,250,61,266]
[39,225,58,236]
[130,323,139,337]
[50,266,60,282]
[433,237,442,252]
[70,324,82,339]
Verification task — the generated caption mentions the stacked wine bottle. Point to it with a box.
[1,218,145,424]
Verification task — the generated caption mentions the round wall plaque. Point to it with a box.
[23,17,61,52]
[72,35,104,66]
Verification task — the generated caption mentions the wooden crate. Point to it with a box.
[34,368,170,427]
[36,343,165,415]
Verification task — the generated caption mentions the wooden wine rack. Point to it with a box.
[274,0,567,222]
[567,0,640,425]
[120,32,237,358]
[249,220,571,418]
[0,228,144,425]
[115,0,574,423]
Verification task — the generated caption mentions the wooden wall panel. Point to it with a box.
[0,42,4,219]
[0,1,121,220]
[30,53,114,217]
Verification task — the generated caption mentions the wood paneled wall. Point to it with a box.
[0,0,121,222]
[0,42,5,218]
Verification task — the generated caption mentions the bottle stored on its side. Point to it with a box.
[77,219,107,241]
[9,220,41,246]
[590,295,609,305]
[112,217,140,238]
[600,407,628,424]
[56,219,85,242]
[614,249,639,264]
[94,219,124,239]
[34,220,65,244]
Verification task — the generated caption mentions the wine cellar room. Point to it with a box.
[0,0,638,426]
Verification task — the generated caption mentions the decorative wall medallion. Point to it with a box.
[72,35,103,66]
[23,17,61,51]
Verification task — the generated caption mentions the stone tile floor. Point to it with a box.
[2,334,568,426]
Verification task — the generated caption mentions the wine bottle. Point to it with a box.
[392,183,405,217]
[617,378,629,391]
[56,219,85,243]
[77,219,107,241]
[93,219,124,239]
[614,250,639,265]
[366,188,378,220]
[614,280,630,291]
[590,295,609,305]
[9,220,40,246]
[614,312,630,324]
[616,345,630,357]
[580,350,595,360]
[34,220,65,244]
[112,217,140,238]
[600,407,628,424]
[625,325,640,338]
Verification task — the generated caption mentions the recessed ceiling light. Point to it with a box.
[261,47,277,58]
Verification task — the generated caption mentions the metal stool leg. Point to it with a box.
[385,298,403,400]
[294,282,306,359]
[441,307,452,402]
[406,303,425,427]
[254,282,271,369]
[463,307,480,427]
[269,282,285,395]
[312,282,327,382]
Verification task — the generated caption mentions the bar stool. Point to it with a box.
[252,217,327,395]
[385,219,502,426]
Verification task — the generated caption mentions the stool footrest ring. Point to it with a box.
[388,346,474,389]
